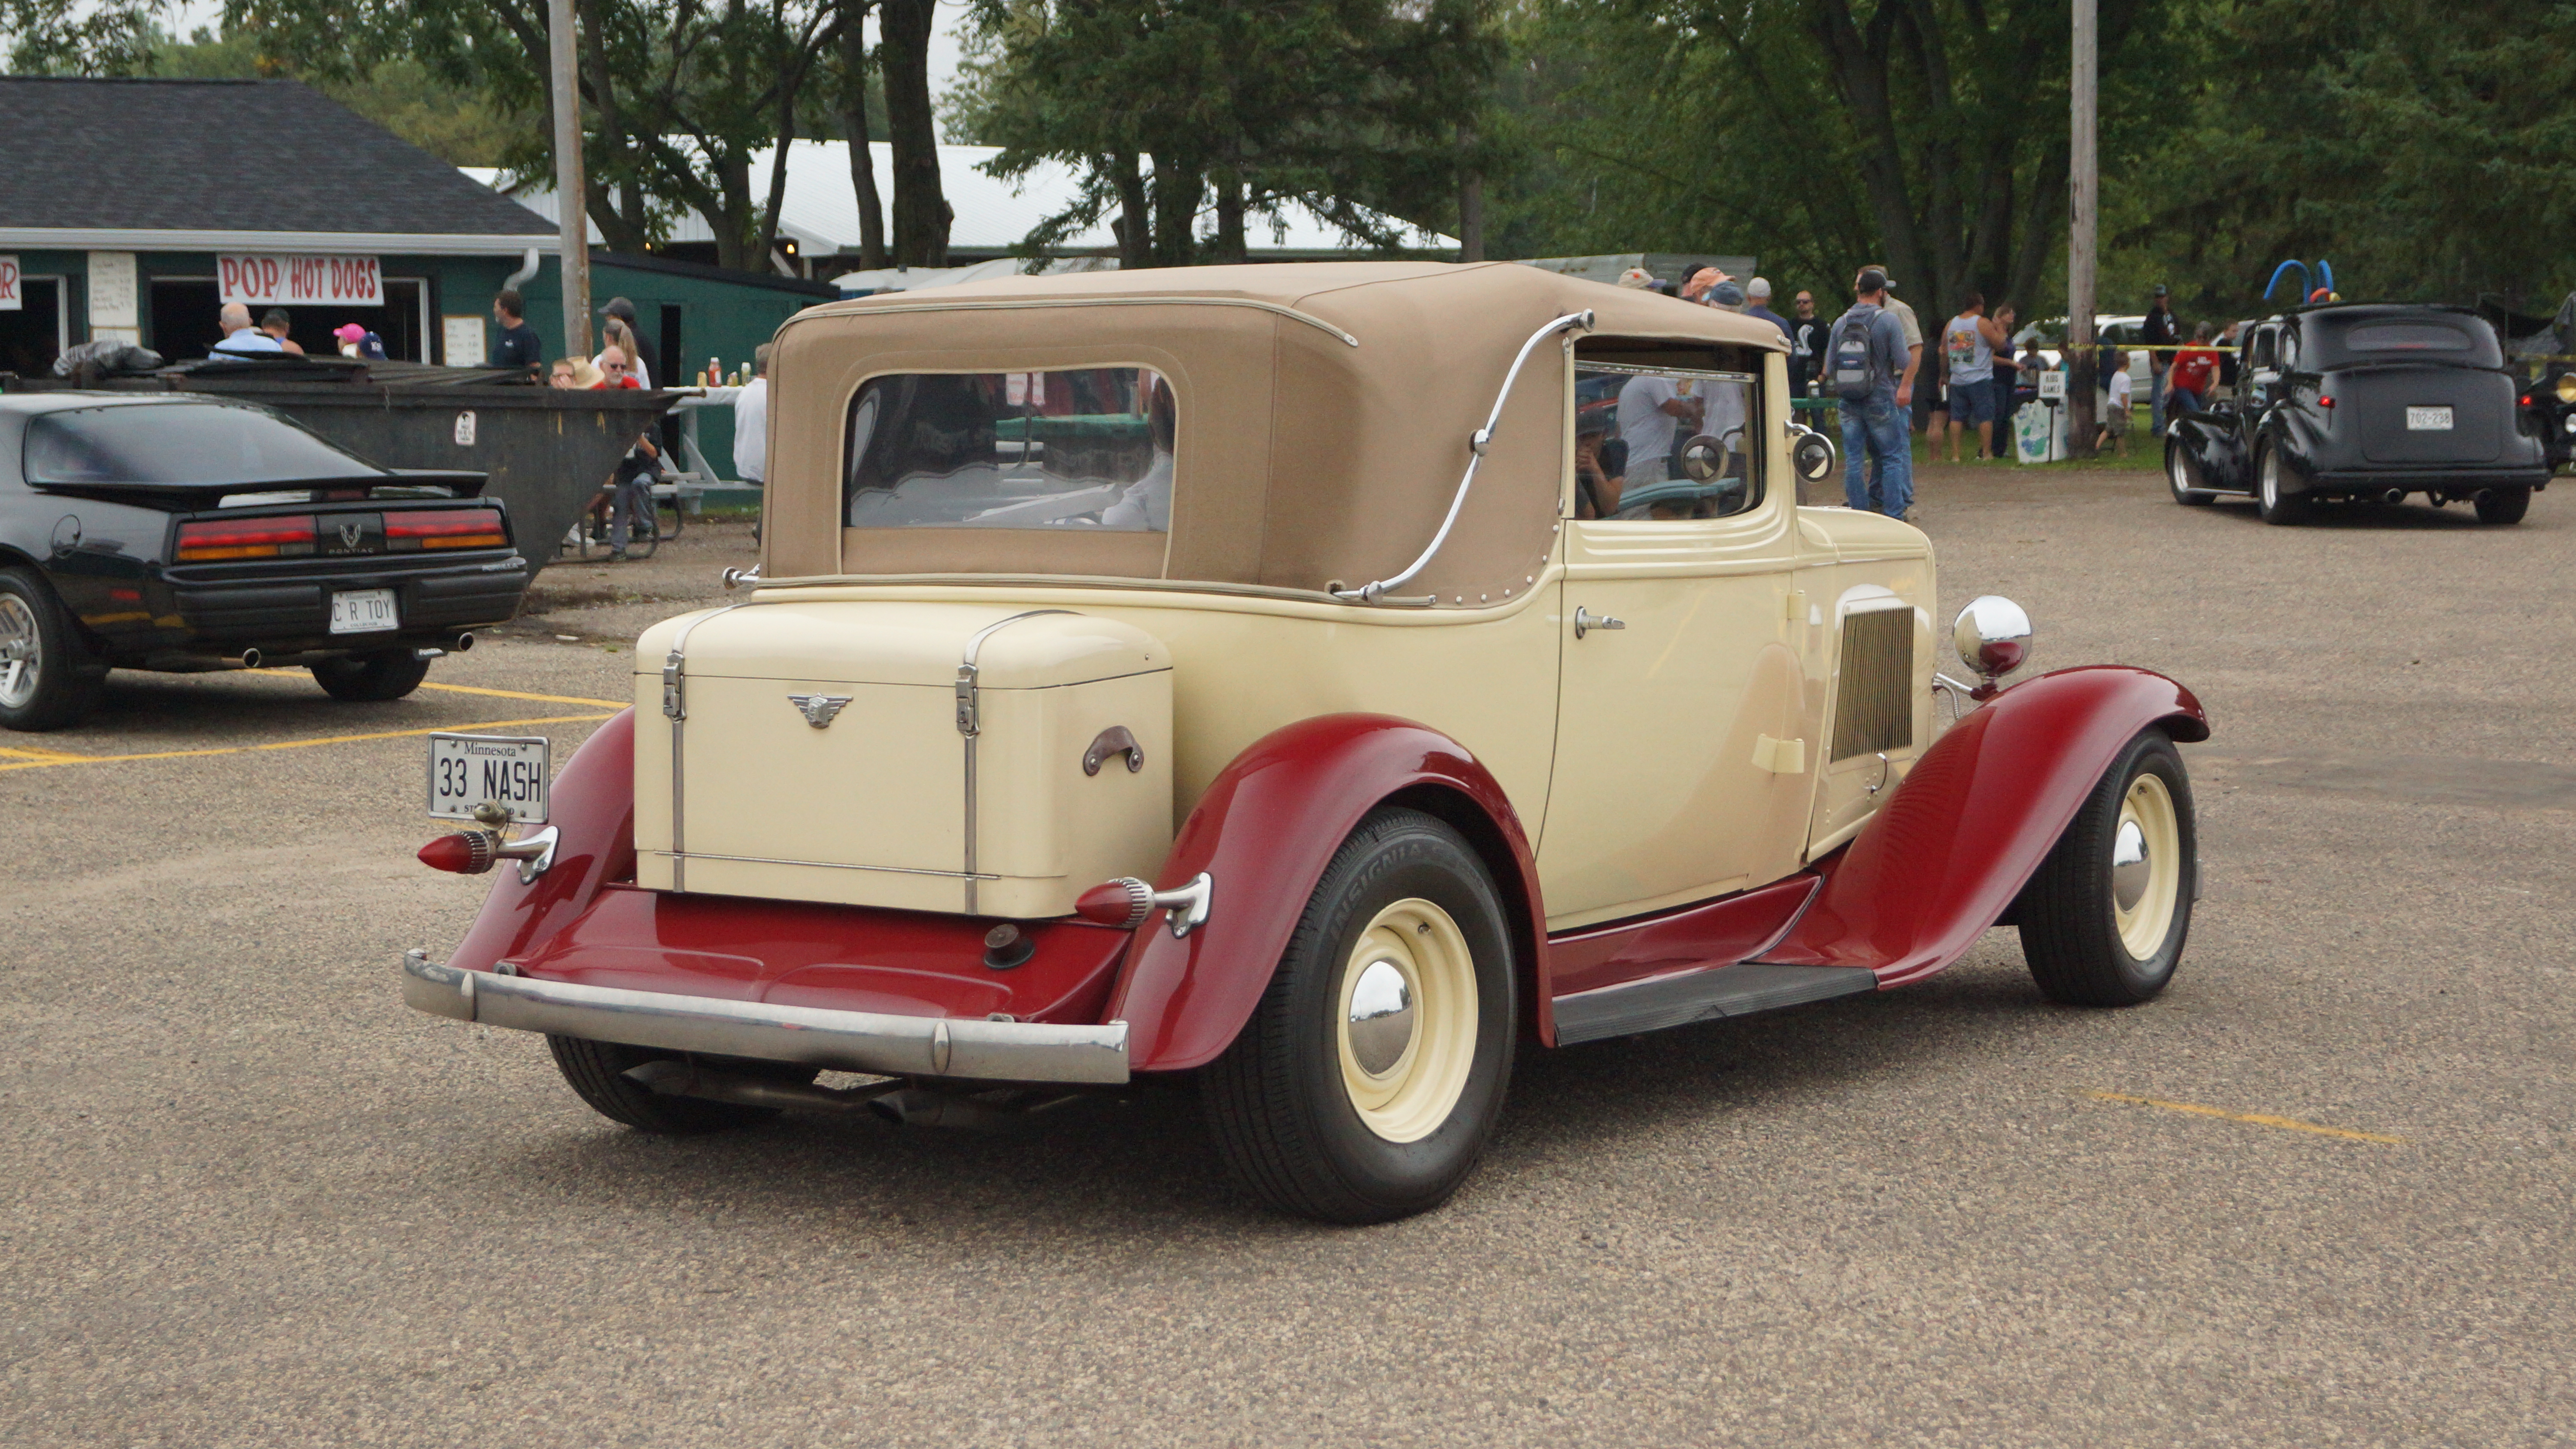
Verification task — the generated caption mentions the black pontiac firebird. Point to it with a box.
[0,393,529,731]
[2165,303,2550,525]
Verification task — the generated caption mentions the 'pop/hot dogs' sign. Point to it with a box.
[218,255,382,307]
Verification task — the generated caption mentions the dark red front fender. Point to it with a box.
[446,708,637,974]
[1760,667,2207,985]
[1107,714,1549,1073]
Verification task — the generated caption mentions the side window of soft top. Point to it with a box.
[1574,341,1767,524]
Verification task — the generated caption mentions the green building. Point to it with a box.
[0,76,834,476]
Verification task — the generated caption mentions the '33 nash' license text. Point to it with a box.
[427,734,549,823]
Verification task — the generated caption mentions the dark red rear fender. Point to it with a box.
[1759,667,2208,985]
[445,708,637,974]
[1107,714,1550,1073]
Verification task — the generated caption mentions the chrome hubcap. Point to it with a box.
[2111,819,2151,912]
[2111,773,2182,959]
[1345,958,1416,1077]
[0,595,39,709]
[1336,898,1478,1143]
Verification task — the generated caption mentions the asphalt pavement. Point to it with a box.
[3,482,2570,1446]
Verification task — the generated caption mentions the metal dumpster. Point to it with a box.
[170,373,672,570]
[6,360,671,572]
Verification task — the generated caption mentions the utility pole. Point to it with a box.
[549,0,592,358]
[2066,0,2098,457]
[1458,123,1485,263]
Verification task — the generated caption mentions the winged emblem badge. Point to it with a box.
[787,693,852,728]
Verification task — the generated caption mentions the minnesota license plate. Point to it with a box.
[427,734,549,823]
[2406,406,2454,431]
[330,588,399,634]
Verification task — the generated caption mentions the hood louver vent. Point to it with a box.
[1831,608,1915,761]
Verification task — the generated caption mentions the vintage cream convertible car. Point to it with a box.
[405,264,2208,1223]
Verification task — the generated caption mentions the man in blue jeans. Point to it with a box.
[1828,268,1919,519]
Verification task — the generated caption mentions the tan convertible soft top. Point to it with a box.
[763,261,1785,602]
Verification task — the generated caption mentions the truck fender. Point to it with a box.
[446,708,637,974]
[1759,666,2207,985]
[1107,713,1549,1073]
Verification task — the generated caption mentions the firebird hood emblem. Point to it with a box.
[787,692,852,728]
[337,522,363,548]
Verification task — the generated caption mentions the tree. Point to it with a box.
[209,0,848,271]
[2110,0,2576,313]
[954,0,1497,266]
[1485,0,2173,328]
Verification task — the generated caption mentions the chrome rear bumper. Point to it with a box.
[400,951,1130,1085]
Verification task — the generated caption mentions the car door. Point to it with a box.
[1540,345,1808,931]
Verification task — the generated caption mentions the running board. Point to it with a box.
[1551,963,1879,1046]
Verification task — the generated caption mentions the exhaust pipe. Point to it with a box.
[622,1059,899,1114]
[2380,488,2407,505]
[452,631,474,653]
[238,647,262,669]
[869,1086,1087,1133]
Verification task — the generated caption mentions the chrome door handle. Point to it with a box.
[1573,606,1625,640]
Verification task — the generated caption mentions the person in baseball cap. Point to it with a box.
[592,297,650,387]
[1744,277,1792,342]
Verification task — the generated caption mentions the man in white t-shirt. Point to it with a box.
[731,343,770,483]
[1618,371,1695,491]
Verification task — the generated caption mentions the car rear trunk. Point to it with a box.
[2339,366,2512,464]
[634,601,1175,920]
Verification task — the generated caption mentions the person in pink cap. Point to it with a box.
[331,323,387,360]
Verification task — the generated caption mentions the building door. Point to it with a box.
[0,276,66,376]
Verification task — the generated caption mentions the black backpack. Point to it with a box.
[1829,304,1886,403]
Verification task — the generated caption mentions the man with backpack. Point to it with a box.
[1827,268,1919,518]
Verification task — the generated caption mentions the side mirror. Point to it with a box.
[1953,595,2032,691]
[1677,433,1727,483]
[1790,428,1836,483]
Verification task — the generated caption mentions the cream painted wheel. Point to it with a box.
[1202,807,1517,1224]
[1336,898,1478,1144]
[2111,773,2181,960]
[2019,730,2196,1007]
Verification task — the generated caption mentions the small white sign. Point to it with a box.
[453,410,477,447]
[87,251,138,330]
[218,254,383,307]
[328,588,399,634]
[0,256,19,312]
[428,734,550,823]
[2037,369,2067,401]
[442,314,487,367]
[2406,406,2454,431]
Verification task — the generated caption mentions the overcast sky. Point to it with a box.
[166,0,975,95]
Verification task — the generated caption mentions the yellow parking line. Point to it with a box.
[246,667,626,710]
[0,713,614,773]
[2082,1090,2406,1145]
[416,681,631,709]
[0,744,99,761]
